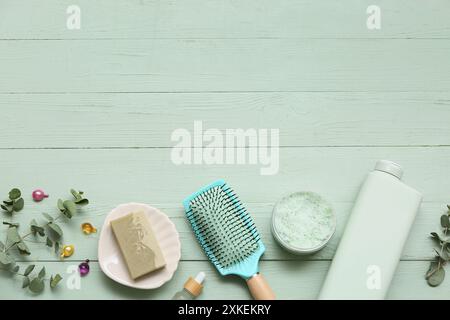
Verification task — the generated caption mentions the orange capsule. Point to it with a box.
[60,245,75,258]
[81,223,97,235]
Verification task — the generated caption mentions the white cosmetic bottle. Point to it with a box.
[318,160,422,300]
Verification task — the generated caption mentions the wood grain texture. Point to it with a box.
[1,261,449,300]
[1,201,445,262]
[1,92,450,148]
[1,39,450,93]
[1,0,449,299]
[0,148,448,204]
[1,0,450,40]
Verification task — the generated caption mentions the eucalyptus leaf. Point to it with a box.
[38,267,45,279]
[6,227,21,245]
[3,200,13,206]
[57,199,65,212]
[30,222,45,237]
[427,267,445,287]
[0,252,13,265]
[3,221,20,228]
[63,200,77,217]
[30,219,39,235]
[22,276,30,288]
[24,264,35,276]
[17,241,30,255]
[46,237,53,247]
[441,215,450,228]
[12,198,24,211]
[48,222,63,238]
[74,198,89,206]
[42,213,54,222]
[9,189,21,200]
[54,242,60,254]
[70,189,81,200]
[1,204,13,213]
[50,274,62,288]
[29,278,44,293]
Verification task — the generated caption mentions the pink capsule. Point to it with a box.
[32,189,49,202]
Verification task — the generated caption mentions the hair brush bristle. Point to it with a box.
[185,183,261,269]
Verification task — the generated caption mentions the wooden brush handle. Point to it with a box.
[246,273,276,300]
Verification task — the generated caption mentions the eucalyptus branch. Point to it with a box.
[426,205,450,287]
[0,188,90,293]
[3,214,63,253]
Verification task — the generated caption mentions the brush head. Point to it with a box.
[183,180,265,279]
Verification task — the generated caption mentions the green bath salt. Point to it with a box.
[271,192,336,254]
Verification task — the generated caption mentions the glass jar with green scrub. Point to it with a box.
[271,192,336,255]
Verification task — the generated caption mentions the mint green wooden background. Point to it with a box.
[1,0,449,299]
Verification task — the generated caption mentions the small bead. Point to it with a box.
[81,222,97,235]
[78,260,90,276]
[60,245,75,258]
[32,189,49,202]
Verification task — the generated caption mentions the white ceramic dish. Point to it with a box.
[98,203,181,289]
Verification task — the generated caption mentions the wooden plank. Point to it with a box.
[0,261,446,299]
[2,201,445,262]
[0,147,447,203]
[1,0,450,40]
[0,148,448,261]
[1,92,450,148]
[1,39,450,93]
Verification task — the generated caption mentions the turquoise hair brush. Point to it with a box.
[183,179,275,300]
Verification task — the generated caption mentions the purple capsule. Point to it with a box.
[78,260,90,276]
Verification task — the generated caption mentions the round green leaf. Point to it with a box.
[74,198,89,206]
[6,226,21,244]
[38,267,46,279]
[0,252,14,265]
[441,214,450,228]
[46,237,53,247]
[9,189,21,200]
[29,278,45,293]
[1,204,13,213]
[427,267,445,287]
[42,213,54,222]
[48,222,63,238]
[22,276,30,288]
[17,242,31,255]
[70,189,81,200]
[12,198,24,212]
[57,199,65,212]
[50,274,63,288]
[63,200,77,217]
[54,241,60,254]
[24,264,35,276]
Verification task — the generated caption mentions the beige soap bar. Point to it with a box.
[110,211,166,280]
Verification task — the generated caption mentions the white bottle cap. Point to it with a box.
[374,160,403,179]
[194,272,206,284]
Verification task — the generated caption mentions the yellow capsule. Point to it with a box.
[61,245,75,258]
[81,222,97,235]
